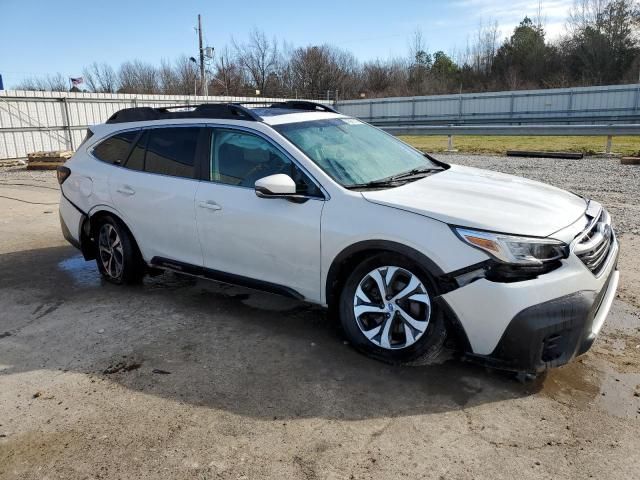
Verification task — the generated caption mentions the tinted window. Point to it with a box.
[93,131,137,164]
[144,127,200,179]
[211,129,321,196]
[125,131,147,171]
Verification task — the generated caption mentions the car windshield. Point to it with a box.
[274,118,441,187]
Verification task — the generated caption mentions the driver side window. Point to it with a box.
[209,129,321,196]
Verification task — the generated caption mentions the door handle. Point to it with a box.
[116,185,135,196]
[198,200,222,211]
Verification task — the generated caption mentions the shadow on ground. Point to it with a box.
[0,246,540,421]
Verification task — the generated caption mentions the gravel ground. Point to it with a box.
[1,156,639,480]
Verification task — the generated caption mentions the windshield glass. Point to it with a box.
[274,118,441,187]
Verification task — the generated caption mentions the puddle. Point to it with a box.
[543,359,602,407]
[543,354,640,419]
[57,255,101,287]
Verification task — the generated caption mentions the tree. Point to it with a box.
[211,46,244,96]
[82,62,118,93]
[470,21,499,76]
[407,28,432,94]
[14,73,69,92]
[117,60,158,94]
[564,0,640,84]
[233,28,279,94]
[493,17,558,89]
[287,45,359,98]
[431,51,459,91]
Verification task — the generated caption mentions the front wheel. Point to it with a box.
[338,253,446,365]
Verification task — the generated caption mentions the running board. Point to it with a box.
[149,256,305,300]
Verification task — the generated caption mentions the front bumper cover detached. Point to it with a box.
[484,266,619,373]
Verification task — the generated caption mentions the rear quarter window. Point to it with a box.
[92,131,138,165]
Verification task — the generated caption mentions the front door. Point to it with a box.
[195,128,324,301]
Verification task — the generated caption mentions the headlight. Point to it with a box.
[454,228,567,265]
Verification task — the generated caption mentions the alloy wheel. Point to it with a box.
[98,224,124,280]
[353,266,431,350]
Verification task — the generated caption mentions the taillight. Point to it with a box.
[57,166,71,185]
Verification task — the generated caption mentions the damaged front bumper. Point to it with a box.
[441,235,619,373]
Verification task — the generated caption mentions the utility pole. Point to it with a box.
[197,14,206,96]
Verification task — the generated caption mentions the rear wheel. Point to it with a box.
[95,216,144,284]
[339,253,446,364]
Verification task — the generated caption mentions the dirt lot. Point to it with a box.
[1,155,639,480]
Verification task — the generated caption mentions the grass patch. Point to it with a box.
[400,135,640,156]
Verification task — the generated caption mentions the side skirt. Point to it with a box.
[150,256,305,300]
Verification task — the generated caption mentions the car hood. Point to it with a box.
[361,164,587,237]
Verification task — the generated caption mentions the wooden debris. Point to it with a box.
[506,150,584,159]
[26,150,73,170]
[621,156,640,165]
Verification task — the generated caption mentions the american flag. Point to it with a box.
[70,77,83,86]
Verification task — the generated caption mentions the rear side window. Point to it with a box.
[125,131,147,172]
[144,127,200,179]
[92,131,137,165]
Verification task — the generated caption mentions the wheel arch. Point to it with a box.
[325,240,473,353]
[325,240,445,308]
[80,207,143,262]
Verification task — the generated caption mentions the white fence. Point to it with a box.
[4,84,640,160]
[0,90,311,160]
[335,83,640,126]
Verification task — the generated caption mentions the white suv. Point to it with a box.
[58,101,619,374]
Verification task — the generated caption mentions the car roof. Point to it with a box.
[101,101,344,128]
[87,109,346,141]
[251,108,345,126]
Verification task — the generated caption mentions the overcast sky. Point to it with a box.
[0,0,575,88]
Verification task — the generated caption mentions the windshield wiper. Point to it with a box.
[344,178,406,190]
[386,166,443,181]
[345,166,443,190]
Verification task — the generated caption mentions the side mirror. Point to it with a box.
[255,174,308,203]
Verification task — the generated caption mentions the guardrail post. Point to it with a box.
[447,128,457,152]
[61,97,74,151]
[605,135,613,155]
[509,92,514,119]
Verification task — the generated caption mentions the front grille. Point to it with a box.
[574,208,614,276]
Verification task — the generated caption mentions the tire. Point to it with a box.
[94,215,144,285]
[338,252,446,365]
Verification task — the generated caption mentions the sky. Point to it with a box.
[0,0,575,88]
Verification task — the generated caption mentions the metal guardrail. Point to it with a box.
[381,124,640,154]
[336,83,640,127]
[382,124,640,136]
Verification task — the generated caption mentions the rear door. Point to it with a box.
[194,127,325,301]
[108,125,205,266]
